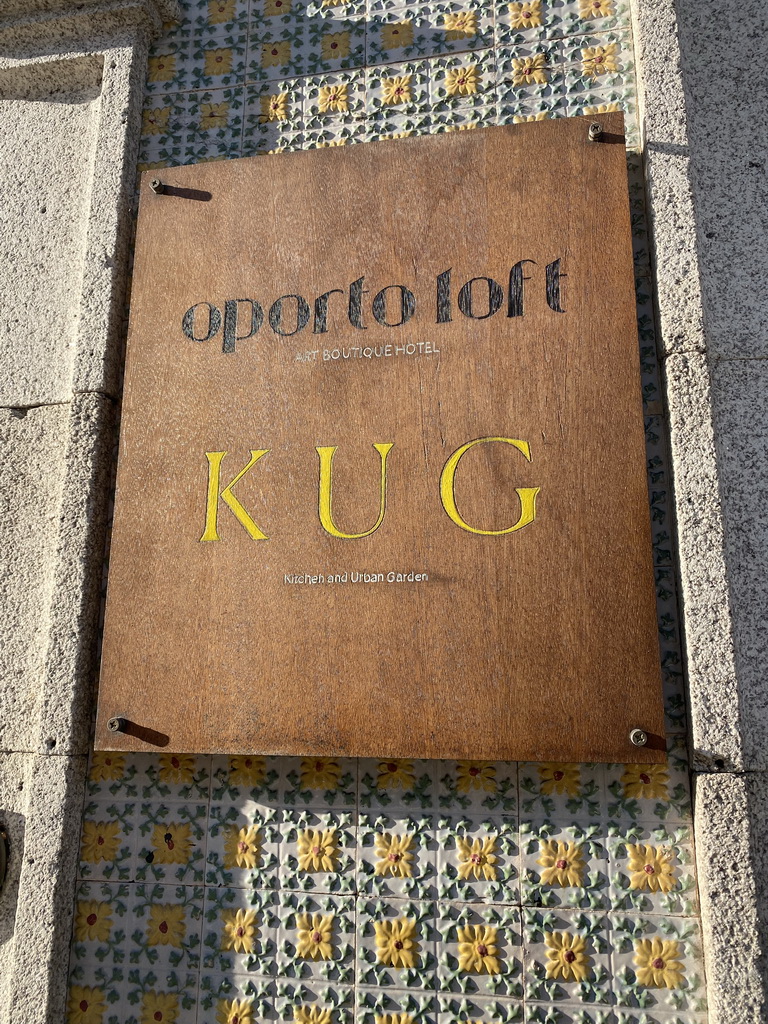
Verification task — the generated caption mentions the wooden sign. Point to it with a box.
[96,114,665,761]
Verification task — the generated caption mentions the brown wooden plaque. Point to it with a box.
[96,114,665,761]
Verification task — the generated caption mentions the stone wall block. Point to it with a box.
[0,56,103,406]
[35,393,116,758]
[631,0,707,358]
[0,4,175,1022]
[663,351,742,769]
[672,0,768,360]
[710,358,768,770]
[71,41,150,401]
[2,753,88,1024]
[0,752,33,1013]
[0,5,179,407]
[694,770,768,1024]
[0,406,70,754]
[0,1,180,55]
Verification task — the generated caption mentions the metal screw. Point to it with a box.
[149,178,164,194]
[107,716,127,733]
[588,121,603,142]
[629,727,648,747]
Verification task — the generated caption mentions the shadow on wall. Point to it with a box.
[0,810,24,952]
[0,54,103,102]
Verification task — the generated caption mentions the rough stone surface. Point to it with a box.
[35,393,115,757]
[0,41,152,404]
[0,391,115,761]
[0,58,101,406]
[0,2,172,1022]
[663,351,741,770]
[0,1,180,53]
[710,358,768,771]
[694,771,768,1023]
[1,0,179,16]
[635,2,768,1016]
[0,752,32,1016]
[631,0,707,359]
[0,753,88,1024]
[635,0,768,361]
[71,41,151,401]
[0,406,70,753]
[673,0,768,360]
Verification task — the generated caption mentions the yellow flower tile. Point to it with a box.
[158,753,196,784]
[74,900,112,942]
[445,64,480,96]
[150,822,193,864]
[147,54,176,83]
[262,40,291,67]
[579,0,615,16]
[539,762,581,795]
[374,833,414,877]
[374,917,419,967]
[297,827,339,872]
[260,92,290,121]
[68,986,106,1024]
[511,53,547,86]
[300,757,342,790]
[296,912,335,959]
[621,762,669,799]
[376,758,415,789]
[381,21,413,50]
[633,937,685,988]
[457,835,498,880]
[382,75,412,105]
[80,820,121,863]
[208,0,237,23]
[318,84,349,113]
[229,755,266,786]
[223,824,261,868]
[627,843,677,892]
[147,904,186,947]
[89,751,125,782]
[141,992,179,1023]
[545,931,593,981]
[321,32,351,61]
[508,0,542,28]
[204,47,234,76]
[457,924,500,974]
[218,999,255,1024]
[537,839,586,887]
[456,760,496,792]
[444,11,477,39]
[581,42,620,77]
[221,907,259,953]
[294,1008,332,1024]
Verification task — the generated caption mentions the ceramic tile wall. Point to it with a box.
[66,2,707,1022]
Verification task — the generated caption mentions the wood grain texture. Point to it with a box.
[95,114,666,761]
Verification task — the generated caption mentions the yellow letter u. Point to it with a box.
[316,443,394,539]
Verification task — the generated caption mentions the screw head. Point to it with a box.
[629,727,648,747]
[588,121,603,141]
[107,716,126,733]
[149,178,163,194]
